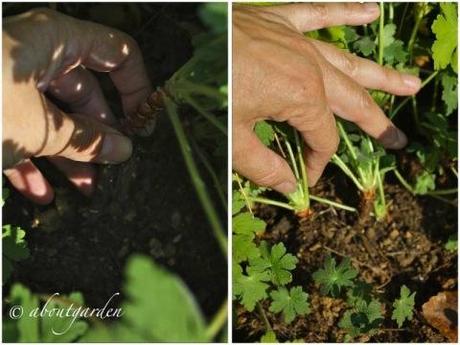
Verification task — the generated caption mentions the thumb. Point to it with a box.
[233,125,296,194]
[38,99,132,164]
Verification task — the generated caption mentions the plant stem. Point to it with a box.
[235,174,254,216]
[205,299,228,341]
[190,137,227,210]
[397,3,409,36]
[248,196,295,211]
[331,154,365,191]
[428,194,458,206]
[375,167,386,218]
[390,70,439,119]
[274,132,287,158]
[411,96,421,135]
[426,188,458,196]
[337,122,366,182]
[378,2,385,65]
[257,302,272,331]
[294,129,309,208]
[310,195,357,212]
[164,95,227,256]
[408,4,425,63]
[183,94,227,135]
[394,169,415,194]
[285,138,300,181]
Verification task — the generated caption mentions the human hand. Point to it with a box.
[3,8,151,204]
[233,3,421,194]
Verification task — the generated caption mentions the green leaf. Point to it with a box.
[40,292,88,342]
[431,3,458,70]
[2,187,10,206]
[343,26,358,43]
[8,284,39,342]
[233,212,266,235]
[233,233,260,263]
[381,23,396,48]
[3,224,30,282]
[121,255,206,341]
[4,284,88,342]
[249,242,298,286]
[232,190,246,215]
[255,121,275,146]
[384,40,408,65]
[339,298,383,338]
[392,285,416,328]
[233,265,270,311]
[260,330,278,343]
[445,234,458,253]
[232,213,266,263]
[353,37,376,56]
[413,171,436,195]
[441,72,458,115]
[86,256,209,342]
[346,281,373,306]
[269,286,310,324]
[198,3,227,34]
[312,256,358,297]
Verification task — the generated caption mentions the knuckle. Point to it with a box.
[309,4,329,26]
[254,157,285,187]
[28,7,56,19]
[357,90,375,111]
[342,54,359,78]
[382,66,401,86]
[66,116,102,158]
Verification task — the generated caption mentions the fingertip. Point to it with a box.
[363,3,380,17]
[402,74,422,94]
[50,157,97,197]
[380,127,408,149]
[98,133,133,164]
[31,187,55,205]
[5,162,55,205]
[273,181,297,194]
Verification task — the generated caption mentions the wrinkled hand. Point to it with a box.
[3,8,151,204]
[233,3,421,194]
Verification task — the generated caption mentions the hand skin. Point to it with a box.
[3,8,151,204]
[233,3,422,194]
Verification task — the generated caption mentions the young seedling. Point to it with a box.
[243,121,356,218]
[391,285,416,328]
[331,122,396,221]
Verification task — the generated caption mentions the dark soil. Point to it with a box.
[3,3,226,321]
[234,166,457,342]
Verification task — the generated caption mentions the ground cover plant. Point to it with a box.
[3,2,227,342]
[233,2,457,342]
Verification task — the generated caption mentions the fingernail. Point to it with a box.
[402,74,421,90]
[99,133,132,163]
[363,3,379,14]
[273,181,297,194]
[381,127,407,149]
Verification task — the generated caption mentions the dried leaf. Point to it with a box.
[422,291,457,342]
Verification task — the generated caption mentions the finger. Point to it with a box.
[4,160,55,205]
[288,104,339,186]
[48,157,96,197]
[37,97,132,164]
[73,19,152,117]
[48,66,116,125]
[309,39,421,95]
[233,125,297,194]
[321,61,407,149]
[267,2,380,32]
